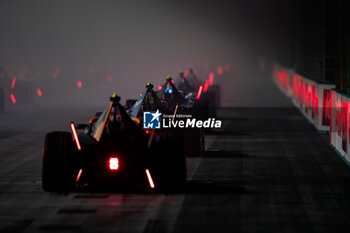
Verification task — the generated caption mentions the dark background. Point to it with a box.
[0,0,348,106]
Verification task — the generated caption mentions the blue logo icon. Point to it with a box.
[143,110,161,129]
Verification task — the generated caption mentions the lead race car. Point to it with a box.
[42,93,186,192]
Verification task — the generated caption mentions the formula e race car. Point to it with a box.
[126,81,205,157]
[42,93,186,192]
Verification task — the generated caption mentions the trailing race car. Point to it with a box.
[42,93,186,192]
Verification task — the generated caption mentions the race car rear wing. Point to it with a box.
[92,93,138,142]
[128,82,163,118]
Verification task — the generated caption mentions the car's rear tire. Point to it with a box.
[156,133,186,192]
[42,132,73,192]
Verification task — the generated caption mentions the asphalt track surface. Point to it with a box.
[1,102,350,232]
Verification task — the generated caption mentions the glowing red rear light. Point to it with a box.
[36,88,42,97]
[107,74,112,82]
[196,85,203,100]
[77,80,82,88]
[209,72,214,86]
[109,157,119,170]
[11,76,16,89]
[10,94,16,104]
[145,169,155,188]
[203,80,209,92]
[53,69,59,79]
[70,122,81,150]
[76,169,83,183]
[158,85,162,90]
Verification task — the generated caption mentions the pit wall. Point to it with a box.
[273,64,334,133]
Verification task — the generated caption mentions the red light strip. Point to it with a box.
[11,76,16,89]
[145,169,155,188]
[196,85,203,100]
[203,80,209,92]
[172,105,178,122]
[70,122,81,150]
[10,94,16,104]
[76,169,83,182]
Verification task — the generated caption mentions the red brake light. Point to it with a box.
[109,157,119,170]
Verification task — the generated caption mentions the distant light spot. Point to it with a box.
[53,69,59,79]
[107,74,112,82]
[36,88,42,97]
[77,80,82,88]
[10,94,16,104]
